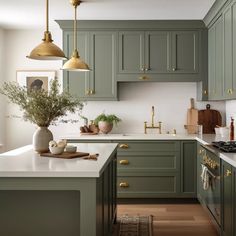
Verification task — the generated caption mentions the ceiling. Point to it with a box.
[0,0,216,29]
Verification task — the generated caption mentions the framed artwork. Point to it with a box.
[16,70,56,91]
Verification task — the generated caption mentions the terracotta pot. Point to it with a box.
[98,121,113,134]
[33,126,53,153]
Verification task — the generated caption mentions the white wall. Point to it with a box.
[0,28,6,152]
[226,100,236,125]
[3,29,226,151]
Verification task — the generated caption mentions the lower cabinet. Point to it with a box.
[221,160,235,236]
[116,140,196,198]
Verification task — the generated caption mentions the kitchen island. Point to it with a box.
[0,143,118,236]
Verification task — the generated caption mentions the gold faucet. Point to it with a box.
[144,106,162,134]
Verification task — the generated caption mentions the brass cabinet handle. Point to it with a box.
[119,144,129,149]
[228,89,233,95]
[119,182,129,188]
[172,68,176,71]
[226,169,232,177]
[139,76,150,80]
[199,149,202,155]
[203,90,208,95]
[145,67,150,71]
[90,90,95,95]
[119,160,129,165]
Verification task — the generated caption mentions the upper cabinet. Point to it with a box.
[57,20,207,101]
[117,30,201,82]
[62,31,117,101]
[206,0,236,101]
[208,16,223,100]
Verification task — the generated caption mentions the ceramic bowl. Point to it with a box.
[49,146,64,155]
[65,145,77,153]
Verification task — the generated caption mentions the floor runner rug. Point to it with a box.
[118,215,153,236]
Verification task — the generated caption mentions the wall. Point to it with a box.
[3,29,226,151]
[226,100,236,125]
[0,28,5,152]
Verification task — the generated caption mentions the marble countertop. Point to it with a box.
[0,143,118,178]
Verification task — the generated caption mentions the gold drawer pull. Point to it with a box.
[119,144,129,149]
[139,76,150,80]
[119,182,129,188]
[226,169,232,177]
[119,160,129,165]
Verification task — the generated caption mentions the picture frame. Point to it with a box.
[16,70,56,91]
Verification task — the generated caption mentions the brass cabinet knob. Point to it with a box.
[199,149,202,155]
[139,76,150,80]
[203,90,208,95]
[228,89,233,95]
[119,160,129,165]
[172,68,176,71]
[119,182,129,188]
[90,90,95,95]
[145,67,150,71]
[119,144,129,149]
[226,169,232,177]
[141,66,145,72]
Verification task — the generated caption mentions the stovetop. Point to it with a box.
[212,141,236,153]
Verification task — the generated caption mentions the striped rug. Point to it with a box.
[118,215,153,236]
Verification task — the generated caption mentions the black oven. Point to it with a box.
[199,147,221,226]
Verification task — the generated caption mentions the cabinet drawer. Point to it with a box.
[117,175,180,198]
[116,141,180,153]
[118,152,180,173]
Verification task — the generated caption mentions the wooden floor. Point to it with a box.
[113,202,219,236]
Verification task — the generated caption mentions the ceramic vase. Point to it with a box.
[98,121,113,134]
[33,126,53,153]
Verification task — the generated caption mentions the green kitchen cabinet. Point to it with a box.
[118,31,170,78]
[223,1,236,99]
[221,160,233,236]
[63,31,90,99]
[116,140,196,198]
[171,31,199,74]
[181,141,197,196]
[62,31,117,101]
[118,30,200,82]
[88,31,117,100]
[208,15,223,100]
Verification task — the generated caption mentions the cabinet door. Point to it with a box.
[208,16,223,100]
[145,31,171,73]
[223,6,233,99]
[89,32,117,100]
[232,2,236,99]
[118,31,145,74]
[63,31,90,99]
[221,160,233,236]
[181,141,196,197]
[171,31,199,74]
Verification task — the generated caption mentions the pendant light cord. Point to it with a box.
[46,0,49,32]
[74,4,77,51]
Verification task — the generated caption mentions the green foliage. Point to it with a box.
[0,79,83,127]
[94,113,121,126]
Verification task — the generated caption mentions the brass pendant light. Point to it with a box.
[27,0,67,60]
[62,0,90,71]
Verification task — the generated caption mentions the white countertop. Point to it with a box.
[0,143,118,178]
[63,133,236,168]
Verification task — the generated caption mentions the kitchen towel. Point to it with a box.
[201,165,210,190]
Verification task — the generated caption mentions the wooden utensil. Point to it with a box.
[198,104,222,134]
[187,98,198,134]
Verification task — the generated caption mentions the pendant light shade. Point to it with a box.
[62,0,90,71]
[27,0,66,60]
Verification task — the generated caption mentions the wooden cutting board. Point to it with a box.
[187,98,198,134]
[198,104,222,134]
[40,151,89,159]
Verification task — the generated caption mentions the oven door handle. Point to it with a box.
[201,164,218,179]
